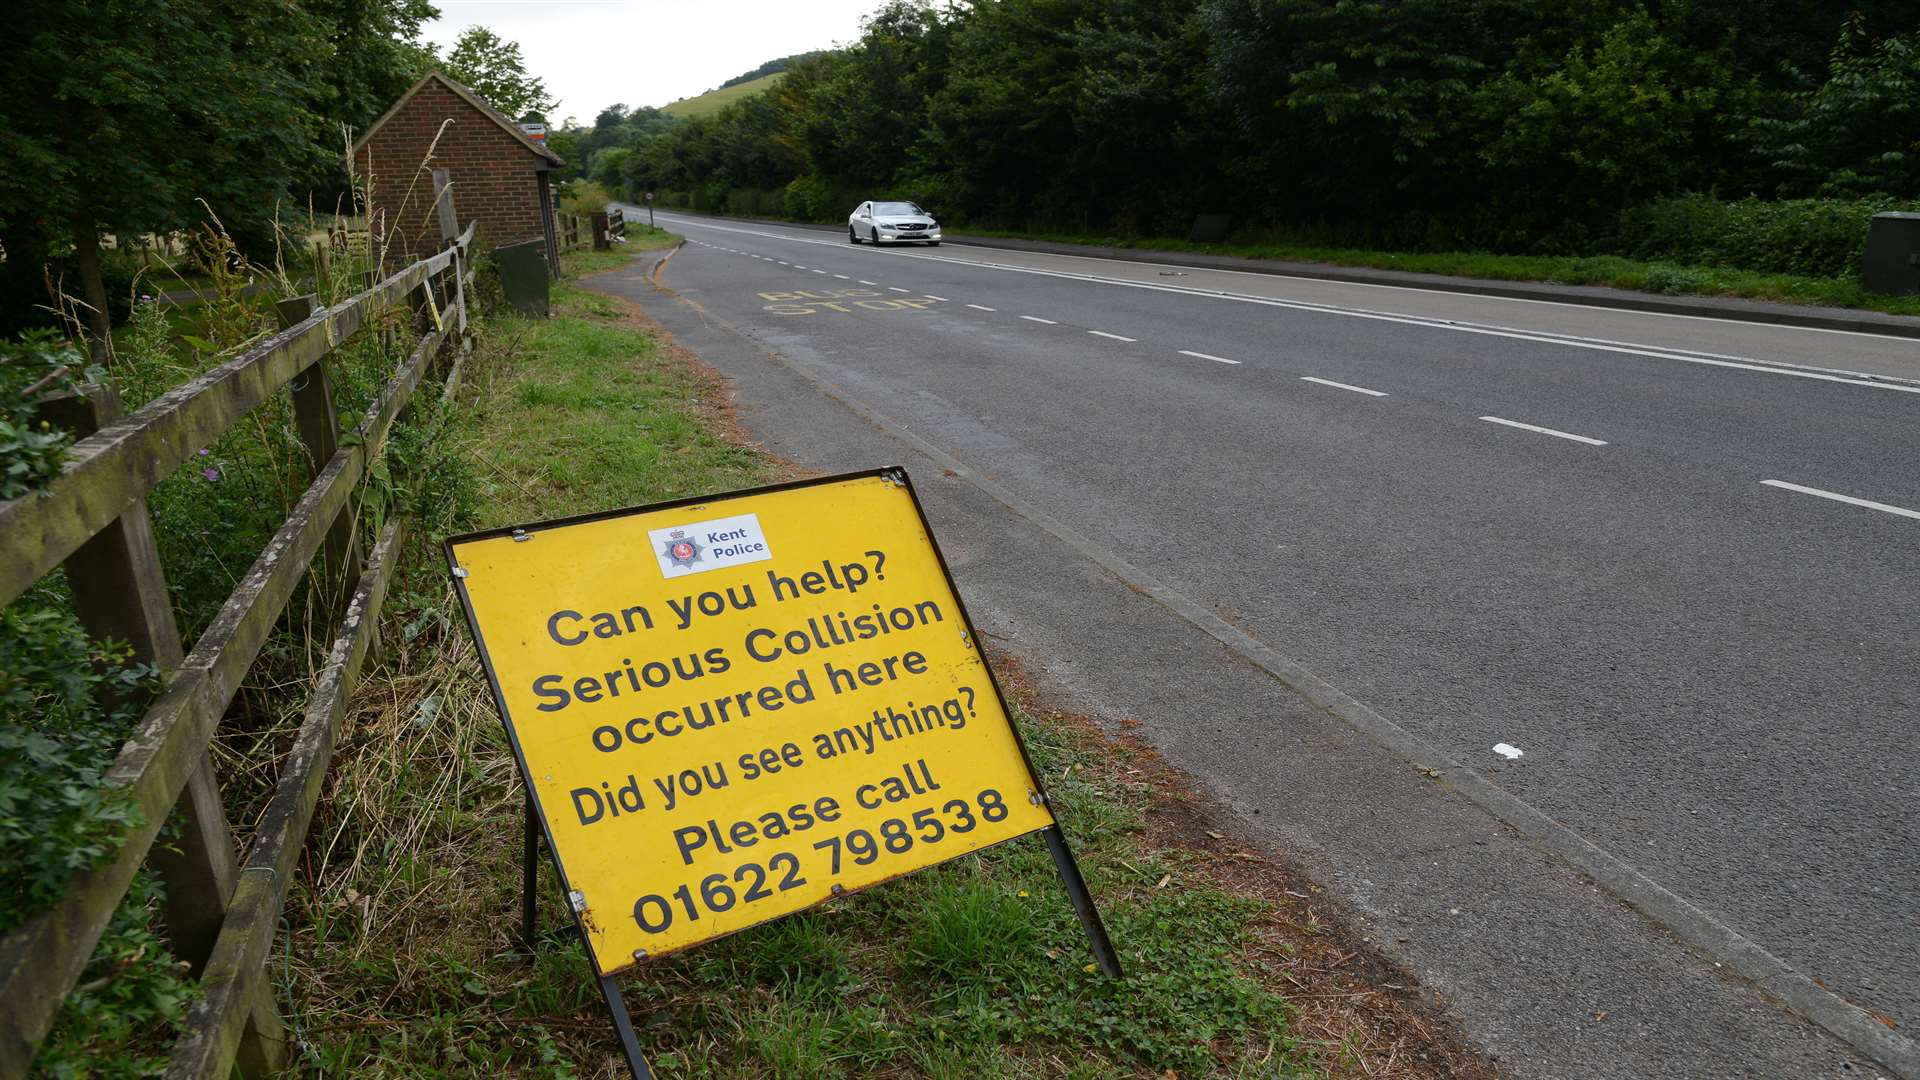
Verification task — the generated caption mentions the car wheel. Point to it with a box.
[848,226,860,244]
[871,227,881,244]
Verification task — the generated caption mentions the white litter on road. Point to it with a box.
[1493,743,1524,759]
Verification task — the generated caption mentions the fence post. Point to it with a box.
[41,383,286,1075]
[277,295,363,609]
[432,173,467,336]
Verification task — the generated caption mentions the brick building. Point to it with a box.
[350,72,564,270]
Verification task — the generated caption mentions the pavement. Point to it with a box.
[588,208,1920,1079]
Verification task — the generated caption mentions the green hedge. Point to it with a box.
[1616,195,1919,279]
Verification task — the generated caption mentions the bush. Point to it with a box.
[558,180,614,217]
[0,332,101,500]
[32,872,194,1076]
[0,603,159,931]
[782,174,834,221]
[1617,194,1919,278]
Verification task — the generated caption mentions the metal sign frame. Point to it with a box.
[446,467,1118,1079]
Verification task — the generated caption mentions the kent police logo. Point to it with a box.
[661,529,704,568]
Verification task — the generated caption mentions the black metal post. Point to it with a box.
[1043,825,1123,978]
[598,974,654,1080]
[521,792,539,954]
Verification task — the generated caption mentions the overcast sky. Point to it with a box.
[424,0,883,124]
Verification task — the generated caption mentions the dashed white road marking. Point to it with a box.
[656,214,1918,394]
[1479,416,1608,446]
[1178,350,1242,365]
[1088,330,1137,342]
[1301,376,1388,397]
[1020,315,1059,325]
[795,264,808,269]
[924,294,949,302]
[834,274,850,280]
[888,287,911,293]
[811,269,827,274]
[859,280,879,286]
[1760,480,1920,521]
[966,304,996,312]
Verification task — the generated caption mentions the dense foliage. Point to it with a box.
[0,603,158,932]
[0,334,100,499]
[0,2,556,347]
[580,0,1920,268]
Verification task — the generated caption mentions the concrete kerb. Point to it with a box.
[631,206,1920,343]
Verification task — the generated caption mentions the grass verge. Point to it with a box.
[284,247,1492,1077]
[950,228,1920,317]
[558,223,682,278]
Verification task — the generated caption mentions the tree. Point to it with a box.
[298,0,442,205]
[1476,11,1743,229]
[440,26,555,119]
[0,0,327,354]
[1750,16,1920,197]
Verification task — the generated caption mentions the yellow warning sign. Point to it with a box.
[448,470,1055,974]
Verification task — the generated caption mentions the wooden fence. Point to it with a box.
[0,213,478,1077]
[560,212,591,252]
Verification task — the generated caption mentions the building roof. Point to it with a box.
[350,71,565,166]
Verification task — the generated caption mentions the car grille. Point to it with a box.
[896,223,926,231]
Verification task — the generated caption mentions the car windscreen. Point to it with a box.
[874,202,923,215]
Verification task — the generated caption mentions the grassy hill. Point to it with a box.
[662,72,785,118]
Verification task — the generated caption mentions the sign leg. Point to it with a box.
[597,974,654,1080]
[521,792,540,955]
[1044,825,1123,978]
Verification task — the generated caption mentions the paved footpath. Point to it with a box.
[590,210,1920,1079]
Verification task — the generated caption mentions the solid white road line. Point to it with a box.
[1178,350,1242,365]
[1479,416,1609,446]
[966,304,996,311]
[924,294,949,302]
[888,287,911,293]
[1760,480,1920,521]
[1020,315,1059,325]
[1301,376,1388,396]
[1088,330,1137,342]
[654,215,1918,393]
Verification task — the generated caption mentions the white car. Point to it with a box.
[848,201,942,245]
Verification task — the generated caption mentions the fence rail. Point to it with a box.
[0,214,479,1078]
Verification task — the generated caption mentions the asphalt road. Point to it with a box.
[596,209,1920,1078]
